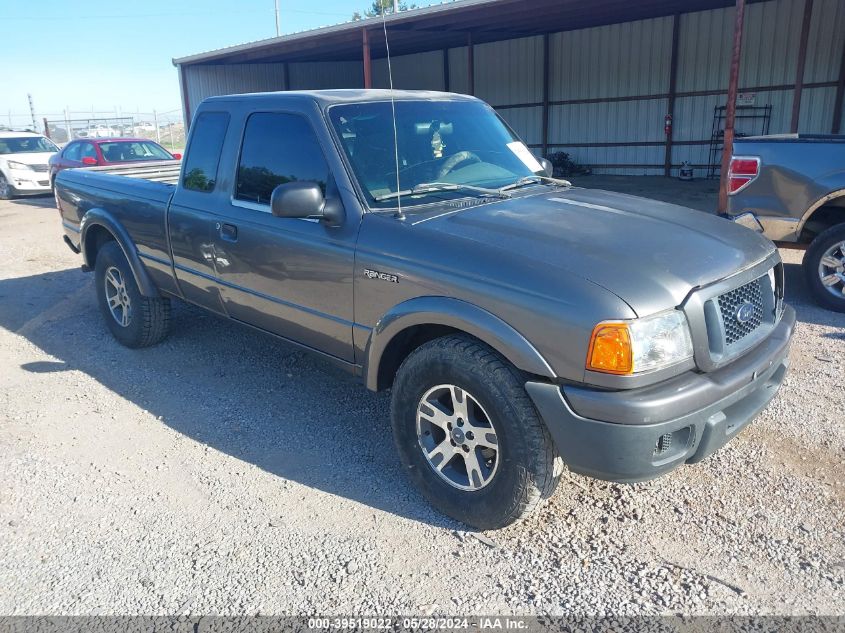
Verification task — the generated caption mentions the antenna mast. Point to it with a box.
[381,5,404,219]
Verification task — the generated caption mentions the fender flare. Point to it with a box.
[364,296,556,391]
[80,208,159,297]
[799,188,845,235]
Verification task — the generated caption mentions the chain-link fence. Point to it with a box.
[2,109,185,151]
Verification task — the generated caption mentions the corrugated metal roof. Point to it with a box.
[173,0,745,66]
[172,0,501,65]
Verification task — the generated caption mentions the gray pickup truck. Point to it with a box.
[727,134,845,312]
[57,90,794,529]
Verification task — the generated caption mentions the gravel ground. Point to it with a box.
[0,195,843,616]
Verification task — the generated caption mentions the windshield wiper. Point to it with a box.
[374,181,511,203]
[498,175,572,194]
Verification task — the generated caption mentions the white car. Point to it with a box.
[0,131,60,199]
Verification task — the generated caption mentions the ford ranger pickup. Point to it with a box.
[56,90,794,529]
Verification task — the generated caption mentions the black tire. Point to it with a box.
[0,173,16,200]
[803,223,845,313]
[94,241,171,347]
[390,334,560,530]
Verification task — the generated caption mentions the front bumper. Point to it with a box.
[526,305,795,483]
[7,170,51,193]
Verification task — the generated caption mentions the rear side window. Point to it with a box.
[235,112,329,205]
[64,143,81,161]
[182,111,229,192]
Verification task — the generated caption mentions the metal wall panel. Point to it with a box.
[373,50,445,90]
[565,146,666,176]
[674,90,792,140]
[550,16,673,101]
[184,63,287,117]
[287,61,363,89]
[474,36,544,106]
[676,8,732,93]
[798,86,837,131]
[678,0,804,93]
[739,0,803,87]
[549,98,668,144]
[447,46,470,95]
[805,0,845,83]
[497,106,543,146]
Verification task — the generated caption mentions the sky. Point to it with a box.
[1,0,442,127]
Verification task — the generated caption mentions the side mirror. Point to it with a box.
[82,157,97,166]
[171,153,182,160]
[271,181,326,219]
[270,180,345,225]
[539,157,554,178]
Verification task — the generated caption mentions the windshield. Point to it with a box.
[98,141,173,162]
[0,136,59,154]
[328,100,543,209]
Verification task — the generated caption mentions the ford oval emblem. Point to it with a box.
[736,302,756,324]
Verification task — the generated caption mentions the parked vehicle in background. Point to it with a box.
[49,138,180,188]
[55,90,794,529]
[0,131,59,199]
[727,134,845,312]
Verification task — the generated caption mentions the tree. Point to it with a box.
[352,0,417,20]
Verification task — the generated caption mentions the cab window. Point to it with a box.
[182,111,229,193]
[235,112,329,206]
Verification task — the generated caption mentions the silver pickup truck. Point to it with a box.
[56,90,794,529]
[727,134,845,312]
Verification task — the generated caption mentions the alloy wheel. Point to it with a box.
[818,241,845,297]
[104,266,132,327]
[416,384,500,491]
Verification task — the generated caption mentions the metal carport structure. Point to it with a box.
[173,0,845,209]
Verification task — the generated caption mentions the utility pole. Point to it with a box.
[393,0,399,11]
[27,94,37,131]
[274,0,280,36]
[153,109,161,144]
[64,107,72,142]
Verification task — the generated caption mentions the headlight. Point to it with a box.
[7,161,32,171]
[587,309,694,375]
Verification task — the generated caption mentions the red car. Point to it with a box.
[48,138,180,188]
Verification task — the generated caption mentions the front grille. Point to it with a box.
[30,164,49,172]
[716,276,765,346]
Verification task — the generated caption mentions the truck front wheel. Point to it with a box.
[804,223,845,313]
[0,174,16,200]
[390,334,560,530]
[94,241,171,347]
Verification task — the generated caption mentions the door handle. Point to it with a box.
[219,222,238,242]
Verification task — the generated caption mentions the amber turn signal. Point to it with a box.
[586,322,633,375]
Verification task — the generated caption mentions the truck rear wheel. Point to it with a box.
[390,334,560,530]
[804,223,845,313]
[94,241,171,347]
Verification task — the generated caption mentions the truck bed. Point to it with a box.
[82,160,182,185]
[56,162,178,296]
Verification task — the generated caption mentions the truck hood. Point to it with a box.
[418,187,776,316]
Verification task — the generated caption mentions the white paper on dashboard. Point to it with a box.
[506,141,543,173]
